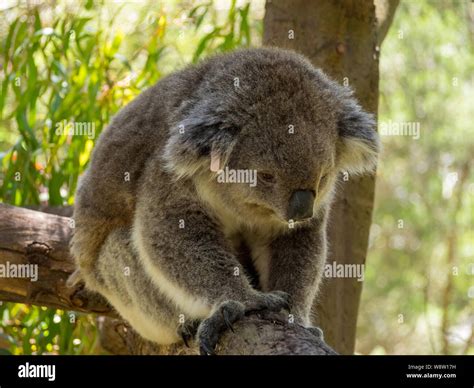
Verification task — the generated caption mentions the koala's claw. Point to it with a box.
[222,308,235,333]
[181,334,190,348]
[177,319,200,348]
[198,300,245,355]
[281,299,291,312]
[199,341,216,356]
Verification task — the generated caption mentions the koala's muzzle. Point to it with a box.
[288,190,315,221]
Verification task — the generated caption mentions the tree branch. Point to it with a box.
[0,204,112,315]
[0,204,336,355]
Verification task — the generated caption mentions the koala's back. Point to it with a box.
[71,63,210,276]
[74,64,206,221]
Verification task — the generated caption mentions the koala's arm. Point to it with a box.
[267,214,328,326]
[133,165,289,323]
[134,194,250,316]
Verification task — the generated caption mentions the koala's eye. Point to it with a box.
[258,172,276,184]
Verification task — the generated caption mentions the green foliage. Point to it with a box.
[190,0,253,62]
[0,0,259,355]
[0,305,100,355]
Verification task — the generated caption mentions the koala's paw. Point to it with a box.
[245,290,291,314]
[177,319,201,347]
[197,291,291,355]
[198,300,245,355]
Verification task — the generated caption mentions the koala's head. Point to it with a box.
[164,48,379,225]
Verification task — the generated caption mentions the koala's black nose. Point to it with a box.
[288,190,315,221]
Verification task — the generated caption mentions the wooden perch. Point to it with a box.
[0,204,336,355]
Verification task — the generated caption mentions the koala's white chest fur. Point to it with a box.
[195,179,285,291]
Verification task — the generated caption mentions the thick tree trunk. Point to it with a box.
[264,0,386,354]
[0,204,336,355]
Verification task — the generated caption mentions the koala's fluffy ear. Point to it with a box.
[163,108,240,179]
[336,95,380,175]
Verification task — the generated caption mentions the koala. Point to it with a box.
[69,47,379,354]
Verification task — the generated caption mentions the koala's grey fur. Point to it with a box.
[70,47,379,353]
